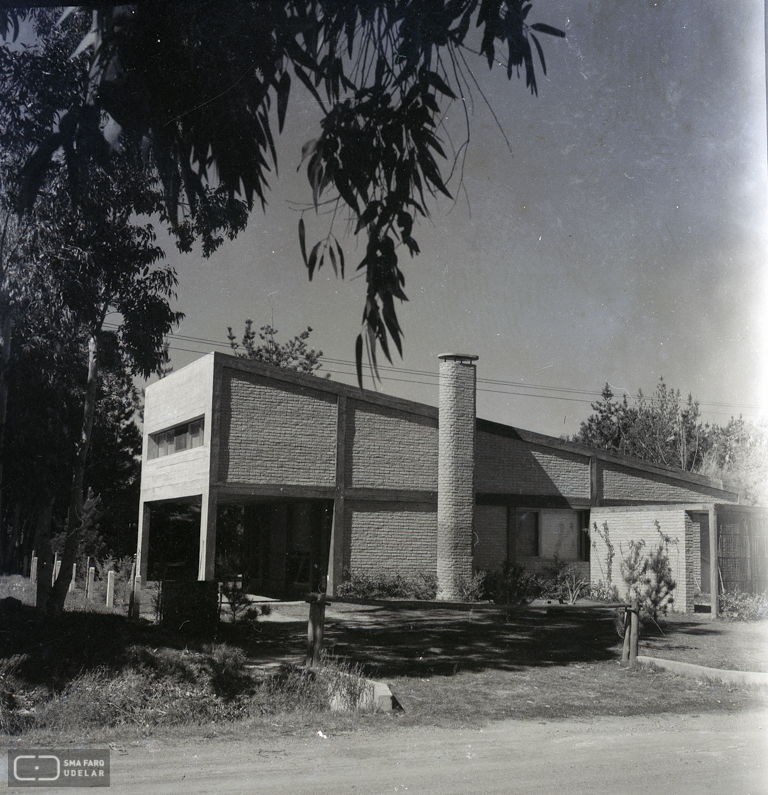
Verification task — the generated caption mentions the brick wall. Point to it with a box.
[344,501,437,577]
[590,506,692,612]
[346,400,437,490]
[437,356,476,599]
[684,512,702,610]
[601,462,735,503]
[218,368,337,485]
[476,432,590,499]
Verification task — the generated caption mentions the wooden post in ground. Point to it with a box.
[68,563,76,594]
[305,591,328,668]
[629,597,640,665]
[313,592,326,667]
[52,553,59,586]
[86,566,95,600]
[128,558,140,619]
[106,570,115,608]
[305,600,317,668]
[30,556,37,583]
[621,607,631,663]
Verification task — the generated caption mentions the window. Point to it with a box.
[148,418,204,460]
[514,510,539,557]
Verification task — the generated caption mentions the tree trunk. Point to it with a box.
[46,331,100,616]
[0,310,12,571]
[34,494,55,611]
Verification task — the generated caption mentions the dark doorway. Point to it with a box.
[215,499,332,599]
[146,500,201,581]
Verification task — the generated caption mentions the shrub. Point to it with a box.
[541,560,590,604]
[455,571,486,602]
[719,591,768,621]
[337,570,437,600]
[619,522,677,620]
[589,580,620,603]
[483,562,545,605]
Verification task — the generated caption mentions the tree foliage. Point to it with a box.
[574,379,707,472]
[5,1,564,384]
[227,321,324,375]
[0,13,183,612]
[574,379,768,504]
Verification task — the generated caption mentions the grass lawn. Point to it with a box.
[1,580,766,741]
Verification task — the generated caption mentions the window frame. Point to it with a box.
[148,417,205,460]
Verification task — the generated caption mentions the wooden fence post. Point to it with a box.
[68,563,76,594]
[30,556,37,583]
[86,566,95,600]
[305,591,328,668]
[629,597,639,665]
[621,606,631,663]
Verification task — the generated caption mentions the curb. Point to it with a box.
[636,655,768,688]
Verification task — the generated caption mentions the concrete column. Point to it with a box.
[328,394,347,596]
[136,502,151,584]
[199,489,218,580]
[709,505,718,619]
[437,353,478,600]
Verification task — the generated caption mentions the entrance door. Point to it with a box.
[286,501,333,596]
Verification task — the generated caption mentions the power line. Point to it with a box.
[144,330,763,419]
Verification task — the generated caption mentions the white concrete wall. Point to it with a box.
[140,354,216,503]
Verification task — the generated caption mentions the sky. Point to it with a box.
[156,0,768,439]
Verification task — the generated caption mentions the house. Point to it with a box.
[136,351,761,612]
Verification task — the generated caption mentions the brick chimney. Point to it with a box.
[437,353,478,600]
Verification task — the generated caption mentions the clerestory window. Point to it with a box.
[148,418,204,460]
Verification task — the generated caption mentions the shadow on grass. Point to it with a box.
[319,604,630,678]
[0,604,239,689]
[9,602,715,687]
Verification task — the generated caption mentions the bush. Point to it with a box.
[719,591,768,621]
[483,562,545,605]
[337,570,437,600]
[540,560,590,604]
[455,571,486,602]
[589,580,620,603]
[619,523,677,620]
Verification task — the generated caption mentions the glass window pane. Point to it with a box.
[516,511,539,557]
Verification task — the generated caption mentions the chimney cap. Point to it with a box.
[438,353,479,362]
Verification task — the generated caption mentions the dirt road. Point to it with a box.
[11,710,765,795]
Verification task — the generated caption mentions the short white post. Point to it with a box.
[30,556,38,583]
[53,557,61,585]
[68,563,77,594]
[106,570,115,609]
[87,566,95,600]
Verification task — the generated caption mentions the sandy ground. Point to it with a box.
[4,710,766,795]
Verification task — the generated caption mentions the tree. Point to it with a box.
[574,379,768,504]
[574,378,708,473]
[227,321,324,375]
[0,13,183,614]
[699,417,768,506]
[5,1,564,383]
